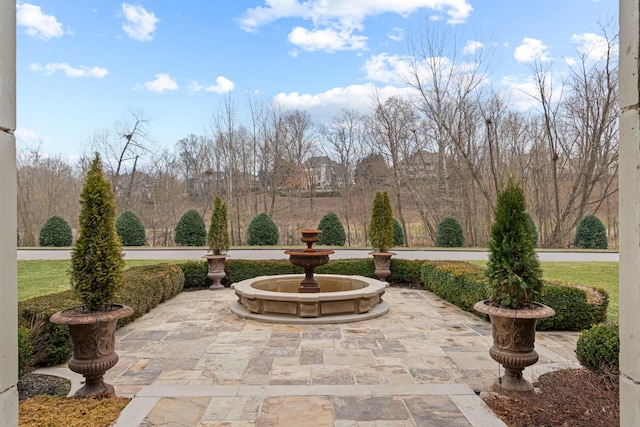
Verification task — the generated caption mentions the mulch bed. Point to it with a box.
[483,369,619,427]
[18,372,70,401]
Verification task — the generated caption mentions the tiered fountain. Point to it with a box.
[231,230,389,323]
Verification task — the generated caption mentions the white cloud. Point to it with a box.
[30,63,108,78]
[141,73,178,92]
[463,40,484,55]
[274,83,414,123]
[238,0,472,52]
[288,26,367,52]
[514,38,550,63]
[388,27,404,42]
[571,32,617,62]
[121,3,159,41]
[363,53,411,84]
[189,76,235,94]
[501,74,563,111]
[14,127,42,141]
[17,3,64,40]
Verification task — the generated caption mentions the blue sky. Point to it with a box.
[16,0,618,159]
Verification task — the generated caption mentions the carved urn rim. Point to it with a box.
[50,304,134,325]
[473,300,555,319]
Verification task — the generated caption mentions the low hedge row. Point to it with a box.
[179,258,423,288]
[18,263,185,367]
[420,261,608,331]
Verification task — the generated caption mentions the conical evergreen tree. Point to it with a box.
[70,153,125,311]
[369,191,394,252]
[207,196,230,254]
[486,179,543,308]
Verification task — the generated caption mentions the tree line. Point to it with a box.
[17,29,618,249]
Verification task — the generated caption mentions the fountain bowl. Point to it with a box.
[231,274,389,324]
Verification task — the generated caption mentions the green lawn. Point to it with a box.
[469,260,619,322]
[17,259,184,301]
[18,259,620,322]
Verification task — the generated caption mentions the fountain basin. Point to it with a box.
[231,274,389,324]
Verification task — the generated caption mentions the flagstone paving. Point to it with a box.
[38,286,580,426]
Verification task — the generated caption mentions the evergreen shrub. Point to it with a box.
[207,196,230,254]
[369,191,394,252]
[116,210,146,246]
[71,154,125,311]
[317,212,346,246]
[435,216,464,247]
[393,218,405,246]
[526,213,539,247]
[486,179,543,308]
[18,327,33,378]
[576,323,619,373]
[39,215,72,247]
[174,209,207,246]
[420,261,608,331]
[573,214,608,249]
[247,213,278,245]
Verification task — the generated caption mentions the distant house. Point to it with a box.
[304,156,346,191]
[399,150,438,180]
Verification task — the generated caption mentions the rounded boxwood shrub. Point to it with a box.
[573,214,608,249]
[116,210,146,246]
[318,212,346,246]
[576,323,619,373]
[435,216,464,247]
[393,218,405,246]
[174,209,207,246]
[39,215,72,247]
[247,213,278,245]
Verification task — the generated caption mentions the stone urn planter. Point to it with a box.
[203,253,227,289]
[474,301,555,392]
[369,251,395,281]
[50,304,133,397]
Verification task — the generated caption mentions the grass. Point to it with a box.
[19,258,620,321]
[469,260,619,322]
[17,259,185,301]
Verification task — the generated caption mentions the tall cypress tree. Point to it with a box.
[70,153,125,311]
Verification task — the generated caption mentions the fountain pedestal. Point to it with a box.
[284,230,334,293]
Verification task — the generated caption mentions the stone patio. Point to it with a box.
[38,286,580,426]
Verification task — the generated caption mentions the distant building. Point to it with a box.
[399,150,438,180]
[305,156,346,190]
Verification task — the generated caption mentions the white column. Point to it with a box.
[619,1,640,425]
[0,0,17,425]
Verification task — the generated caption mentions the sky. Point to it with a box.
[15,0,618,160]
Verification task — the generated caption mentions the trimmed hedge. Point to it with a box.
[18,327,32,378]
[420,261,608,331]
[178,258,425,289]
[18,264,184,367]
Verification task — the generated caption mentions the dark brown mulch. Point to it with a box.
[18,372,71,401]
[483,369,619,427]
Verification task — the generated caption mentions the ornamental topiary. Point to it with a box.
[207,196,230,254]
[317,212,346,246]
[576,323,619,374]
[39,215,73,247]
[393,218,405,246]
[247,213,279,245]
[486,179,543,308]
[573,214,608,249]
[369,191,394,252]
[70,153,125,311]
[435,216,464,247]
[174,209,207,246]
[116,210,146,246]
